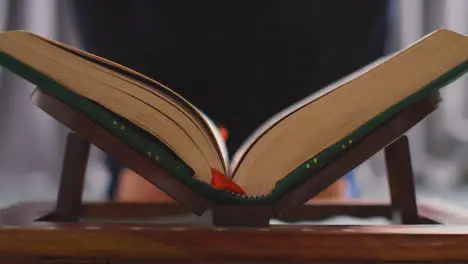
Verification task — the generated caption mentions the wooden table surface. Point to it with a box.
[0,222,468,262]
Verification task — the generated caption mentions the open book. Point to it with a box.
[1,29,468,204]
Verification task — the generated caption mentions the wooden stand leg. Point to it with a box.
[385,136,419,224]
[54,133,90,222]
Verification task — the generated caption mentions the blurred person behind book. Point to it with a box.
[70,0,389,202]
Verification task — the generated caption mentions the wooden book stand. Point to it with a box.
[1,88,468,264]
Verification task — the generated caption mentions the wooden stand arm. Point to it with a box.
[30,89,212,215]
[276,94,439,212]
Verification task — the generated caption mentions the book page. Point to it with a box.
[31,33,229,173]
[229,52,395,174]
[196,109,230,167]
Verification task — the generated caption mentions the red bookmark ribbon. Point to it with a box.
[210,125,244,194]
[211,168,245,195]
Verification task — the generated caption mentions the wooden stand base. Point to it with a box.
[1,89,468,263]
